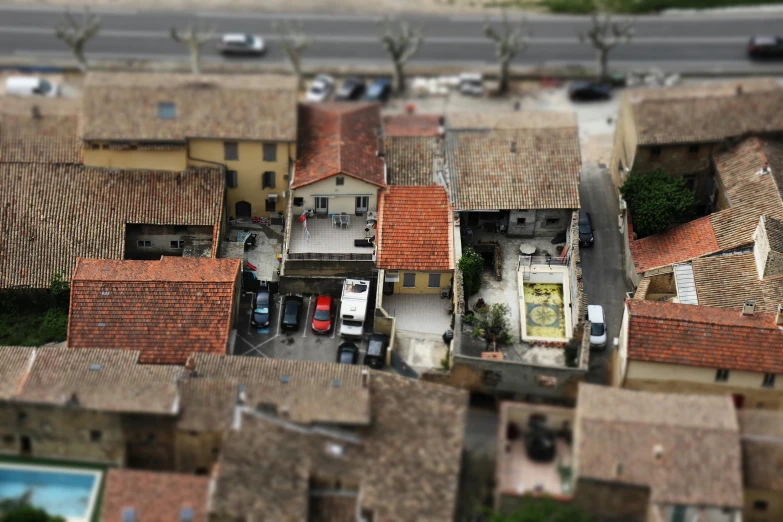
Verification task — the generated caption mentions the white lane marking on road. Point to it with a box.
[197,11,379,21]
[302,296,313,338]
[0,4,140,14]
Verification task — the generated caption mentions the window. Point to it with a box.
[385,271,399,282]
[688,144,700,155]
[226,170,238,188]
[263,143,277,162]
[753,500,769,511]
[516,217,526,225]
[266,198,276,212]
[715,369,730,382]
[224,142,238,161]
[170,240,185,249]
[157,102,176,120]
[428,273,441,288]
[336,176,345,186]
[2,435,14,445]
[682,175,696,192]
[545,218,560,227]
[403,273,416,288]
[262,171,276,189]
[137,240,152,248]
[763,373,776,388]
[293,197,304,207]
[649,146,662,160]
[17,411,27,422]
[90,430,102,442]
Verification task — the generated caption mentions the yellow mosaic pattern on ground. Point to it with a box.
[523,283,566,339]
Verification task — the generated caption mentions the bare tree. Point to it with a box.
[55,8,100,73]
[170,24,217,75]
[578,11,633,82]
[483,13,529,96]
[273,20,311,90]
[377,17,424,95]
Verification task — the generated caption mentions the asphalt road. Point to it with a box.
[2,3,783,73]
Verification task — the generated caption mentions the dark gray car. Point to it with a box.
[251,291,271,327]
[281,295,304,331]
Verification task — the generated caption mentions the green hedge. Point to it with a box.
[543,0,783,14]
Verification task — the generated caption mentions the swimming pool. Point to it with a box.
[0,463,102,522]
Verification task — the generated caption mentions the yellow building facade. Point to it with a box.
[385,270,452,295]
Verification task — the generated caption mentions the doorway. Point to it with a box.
[315,197,328,215]
[235,201,251,218]
[355,196,369,215]
[20,436,31,456]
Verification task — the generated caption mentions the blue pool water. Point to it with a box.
[0,466,100,518]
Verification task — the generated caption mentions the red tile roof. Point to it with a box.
[626,299,783,374]
[376,186,453,271]
[292,103,385,189]
[100,469,209,522]
[68,257,240,365]
[629,215,720,273]
[383,114,442,137]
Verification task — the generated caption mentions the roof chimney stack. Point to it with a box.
[361,368,370,388]
[776,304,783,325]
[31,105,41,120]
[376,128,385,157]
[742,299,756,316]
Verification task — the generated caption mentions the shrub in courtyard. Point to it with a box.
[620,169,695,237]
[458,246,485,297]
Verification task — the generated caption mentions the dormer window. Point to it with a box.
[158,102,176,120]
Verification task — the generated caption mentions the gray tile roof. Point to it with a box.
[448,127,581,211]
[738,410,783,492]
[0,97,81,163]
[0,164,224,289]
[692,252,783,314]
[178,378,238,432]
[763,214,783,253]
[576,384,743,507]
[209,371,468,522]
[446,111,577,130]
[0,346,35,400]
[385,136,438,186]
[82,73,298,142]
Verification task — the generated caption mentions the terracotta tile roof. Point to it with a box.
[576,384,743,507]
[68,257,240,365]
[447,110,577,130]
[628,82,783,145]
[0,346,35,400]
[625,299,783,373]
[291,103,385,189]
[0,164,224,289]
[0,98,81,163]
[383,114,442,137]
[691,251,783,314]
[210,371,468,522]
[15,347,184,414]
[738,410,783,492]
[629,215,719,273]
[448,127,581,210]
[376,186,453,271]
[100,469,209,522]
[82,72,298,142]
[189,353,371,425]
[385,136,438,186]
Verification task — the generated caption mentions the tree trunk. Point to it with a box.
[289,54,303,90]
[392,60,405,95]
[498,58,510,96]
[73,42,87,73]
[597,48,609,82]
[190,43,201,75]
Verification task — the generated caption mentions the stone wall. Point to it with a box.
[278,275,349,298]
[282,260,375,278]
[125,224,215,259]
[508,209,572,238]
[175,430,224,475]
[122,414,178,470]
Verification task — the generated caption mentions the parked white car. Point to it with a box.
[5,76,59,97]
[587,305,607,349]
[306,74,335,102]
[217,33,265,56]
[459,73,484,96]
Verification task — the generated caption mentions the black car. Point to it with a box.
[336,342,359,365]
[363,78,392,103]
[280,295,304,331]
[335,77,366,101]
[250,291,271,328]
[568,81,612,102]
[579,211,594,247]
[748,36,783,59]
[364,333,389,369]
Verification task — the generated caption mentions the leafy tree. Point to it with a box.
[49,271,70,310]
[1,492,66,522]
[476,303,511,345]
[620,169,695,237]
[40,308,68,342]
[489,496,595,522]
[458,246,485,297]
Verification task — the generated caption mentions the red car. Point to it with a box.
[311,295,334,333]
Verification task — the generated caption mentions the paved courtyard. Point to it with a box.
[288,215,375,255]
[381,293,451,336]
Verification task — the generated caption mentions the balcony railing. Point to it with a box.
[287,252,374,261]
[518,254,570,270]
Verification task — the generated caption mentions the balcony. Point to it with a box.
[287,214,375,261]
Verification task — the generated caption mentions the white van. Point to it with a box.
[587,305,607,349]
[5,76,59,97]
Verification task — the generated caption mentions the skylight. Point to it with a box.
[158,102,176,120]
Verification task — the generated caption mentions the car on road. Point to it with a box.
[363,78,392,103]
[578,211,594,247]
[336,342,359,364]
[281,295,304,331]
[217,33,266,56]
[335,76,366,101]
[587,305,607,350]
[568,81,612,102]
[747,35,783,59]
[311,295,335,334]
[251,290,271,328]
[364,333,389,369]
[306,74,335,102]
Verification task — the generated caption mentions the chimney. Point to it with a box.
[736,84,744,96]
[184,356,195,371]
[776,304,783,325]
[510,141,518,153]
[361,368,370,388]
[376,127,385,157]
[652,444,664,461]
[31,105,41,120]
[236,384,247,406]
[742,299,756,316]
